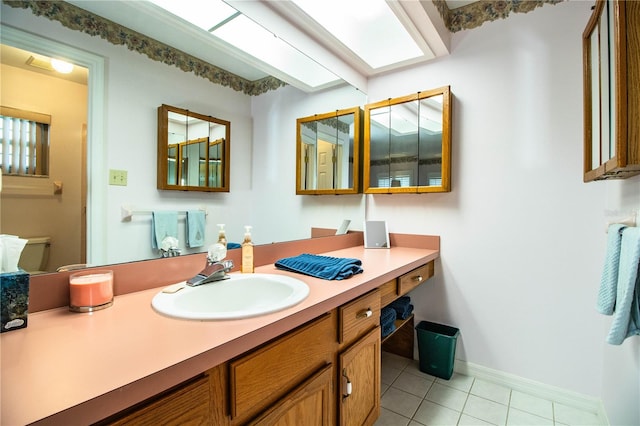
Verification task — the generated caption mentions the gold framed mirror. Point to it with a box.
[364,86,452,193]
[296,107,362,195]
[582,0,640,181]
[157,104,230,192]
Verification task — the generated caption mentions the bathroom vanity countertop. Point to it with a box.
[0,244,438,425]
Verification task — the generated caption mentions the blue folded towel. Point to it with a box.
[597,224,627,314]
[381,306,396,325]
[390,296,414,320]
[381,322,396,338]
[605,227,640,345]
[274,253,363,280]
[227,242,242,249]
[151,211,178,249]
[186,210,205,248]
[381,307,397,337]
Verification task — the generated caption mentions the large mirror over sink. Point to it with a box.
[157,104,230,192]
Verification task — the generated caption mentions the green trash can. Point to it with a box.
[416,320,460,380]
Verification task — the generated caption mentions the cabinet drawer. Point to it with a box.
[107,375,211,425]
[398,262,433,296]
[379,279,397,308]
[229,313,335,422]
[339,289,380,345]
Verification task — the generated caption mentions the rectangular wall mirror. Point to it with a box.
[158,104,230,192]
[582,0,640,181]
[296,107,362,195]
[364,86,452,193]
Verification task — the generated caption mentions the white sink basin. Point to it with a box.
[151,273,310,320]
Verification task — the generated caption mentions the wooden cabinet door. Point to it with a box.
[229,313,335,422]
[249,364,334,426]
[339,327,381,426]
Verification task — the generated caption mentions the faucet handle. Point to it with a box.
[208,243,227,263]
[221,259,234,271]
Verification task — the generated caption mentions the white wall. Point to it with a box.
[250,85,366,242]
[101,54,255,262]
[360,1,638,423]
[600,180,640,425]
[364,0,599,392]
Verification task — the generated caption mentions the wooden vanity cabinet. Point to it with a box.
[382,261,435,359]
[338,289,381,426]
[339,328,381,426]
[101,261,434,426]
[206,312,338,426]
[248,364,334,426]
[398,262,433,295]
[101,374,212,425]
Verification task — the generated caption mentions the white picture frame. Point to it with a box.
[364,220,390,249]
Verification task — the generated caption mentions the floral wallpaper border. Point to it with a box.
[3,0,286,96]
[4,0,565,95]
[433,0,564,33]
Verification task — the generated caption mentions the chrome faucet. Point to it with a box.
[160,247,181,258]
[186,259,234,287]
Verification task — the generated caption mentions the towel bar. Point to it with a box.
[605,210,638,233]
[121,205,207,222]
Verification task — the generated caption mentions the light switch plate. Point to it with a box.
[109,169,128,186]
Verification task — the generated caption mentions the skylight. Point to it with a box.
[148,0,237,32]
[148,0,339,90]
[211,15,337,88]
[290,0,424,69]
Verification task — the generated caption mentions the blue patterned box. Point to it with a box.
[1,269,29,333]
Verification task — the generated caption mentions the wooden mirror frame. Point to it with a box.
[296,106,362,195]
[157,104,230,192]
[582,0,640,181]
[363,86,452,194]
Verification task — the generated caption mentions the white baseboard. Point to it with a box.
[453,359,609,425]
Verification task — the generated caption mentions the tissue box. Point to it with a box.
[1,269,29,333]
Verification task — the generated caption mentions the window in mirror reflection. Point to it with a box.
[364,87,451,193]
[296,107,362,195]
[158,105,230,192]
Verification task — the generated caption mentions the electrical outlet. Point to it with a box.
[109,169,128,186]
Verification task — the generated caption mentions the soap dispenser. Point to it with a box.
[241,226,254,273]
[216,224,227,248]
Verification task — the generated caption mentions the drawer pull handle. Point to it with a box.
[342,369,352,400]
[357,308,373,319]
[413,275,423,282]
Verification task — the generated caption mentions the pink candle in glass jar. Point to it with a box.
[69,270,114,312]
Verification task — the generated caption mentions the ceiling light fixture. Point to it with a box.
[51,58,74,74]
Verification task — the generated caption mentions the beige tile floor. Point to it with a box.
[376,352,604,426]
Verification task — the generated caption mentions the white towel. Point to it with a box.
[606,227,640,345]
[151,211,178,249]
[597,223,627,314]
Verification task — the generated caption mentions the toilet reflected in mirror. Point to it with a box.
[18,236,51,275]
